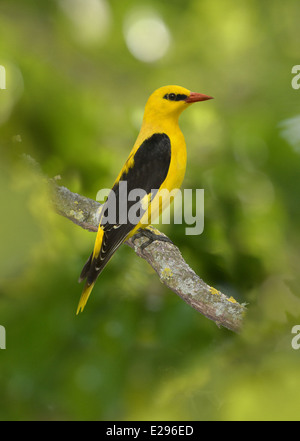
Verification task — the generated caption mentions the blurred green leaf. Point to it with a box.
[1,0,300,421]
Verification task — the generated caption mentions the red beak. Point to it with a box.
[185,92,214,103]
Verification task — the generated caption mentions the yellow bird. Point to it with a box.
[77,85,213,313]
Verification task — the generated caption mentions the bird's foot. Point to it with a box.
[132,226,173,251]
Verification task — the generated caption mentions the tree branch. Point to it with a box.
[50,182,246,333]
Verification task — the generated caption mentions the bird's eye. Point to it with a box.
[169,93,176,101]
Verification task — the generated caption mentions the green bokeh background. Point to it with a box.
[1,0,300,421]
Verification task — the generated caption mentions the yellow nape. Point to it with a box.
[76,282,95,314]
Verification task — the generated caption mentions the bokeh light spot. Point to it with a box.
[124,9,171,63]
[58,0,111,45]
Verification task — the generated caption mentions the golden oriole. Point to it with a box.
[77,85,213,313]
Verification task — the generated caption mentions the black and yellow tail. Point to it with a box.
[77,227,106,314]
[77,251,98,314]
[76,280,96,315]
[77,226,126,313]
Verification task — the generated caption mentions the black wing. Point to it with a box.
[80,133,171,284]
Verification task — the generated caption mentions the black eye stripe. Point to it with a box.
[163,93,188,102]
[176,94,188,101]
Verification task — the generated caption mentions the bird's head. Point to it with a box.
[143,85,213,122]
